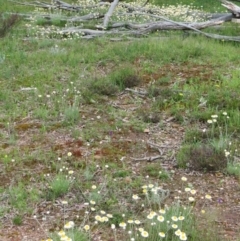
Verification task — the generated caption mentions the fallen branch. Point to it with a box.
[131,155,163,162]
[221,0,240,17]
[125,88,147,96]
[9,0,240,42]
[103,0,119,28]
[131,141,165,162]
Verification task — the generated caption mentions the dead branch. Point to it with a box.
[53,0,81,11]
[60,28,107,36]
[131,141,166,162]
[221,0,240,17]
[131,155,163,162]
[103,0,119,28]
[9,0,240,42]
[125,88,147,96]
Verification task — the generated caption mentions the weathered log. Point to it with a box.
[103,0,119,28]
[221,0,240,17]
[8,0,240,42]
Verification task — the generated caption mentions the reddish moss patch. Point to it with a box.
[142,62,218,84]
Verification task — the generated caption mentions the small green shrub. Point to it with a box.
[63,106,80,124]
[177,143,227,171]
[227,162,240,177]
[137,108,161,123]
[12,215,23,225]
[87,78,119,96]
[183,128,208,143]
[113,170,130,178]
[158,170,170,180]
[47,174,71,200]
[110,67,141,90]
[8,183,28,211]
[176,145,192,168]
[144,164,162,177]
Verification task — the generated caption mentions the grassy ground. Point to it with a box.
[0,0,240,241]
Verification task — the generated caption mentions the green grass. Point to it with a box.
[0,0,240,240]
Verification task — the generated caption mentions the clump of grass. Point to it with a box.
[63,106,80,125]
[227,162,240,177]
[0,13,20,38]
[144,163,162,177]
[12,215,23,226]
[138,108,161,123]
[189,144,227,171]
[158,170,171,180]
[113,169,130,178]
[86,78,119,96]
[110,67,141,90]
[8,183,28,211]
[178,112,233,171]
[177,140,228,171]
[148,86,174,98]
[183,128,208,144]
[46,174,72,200]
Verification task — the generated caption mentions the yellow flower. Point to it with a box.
[84,225,90,231]
[172,216,178,221]
[184,188,191,192]
[159,232,165,237]
[141,231,149,238]
[157,215,164,222]
[181,177,187,181]
[172,224,178,229]
[60,236,68,241]
[102,216,109,222]
[142,188,147,194]
[91,185,97,189]
[159,209,166,214]
[58,230,66,237]
[134,220,141,225]
[132,194,140,200]
[190,189,196,195]
[67,152,72,157]
[178,216,185,221]
[188,197,195,202]
[68,170,74,175]
[64,221,74,229]
[111,224,115,229]
[119,222,126,229]
[147,214,154,219]
[107,213,113,218]
[201,210,205,214]
[95,215,101,221]
[180,232,187,241]
[205,194,212,200]
[175,229,182,236]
